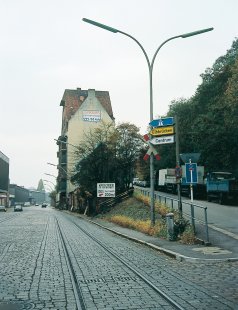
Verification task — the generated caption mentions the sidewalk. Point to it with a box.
[75,213,238,263]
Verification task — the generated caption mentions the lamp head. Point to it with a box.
[181,27,214,38]
[82,18,118,33]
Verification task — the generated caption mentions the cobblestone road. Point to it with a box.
[0,206,237,310]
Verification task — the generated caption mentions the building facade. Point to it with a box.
[56,88,114,208]
[0,151,9,206]
[9,184,30,206]
[29,189,46,205]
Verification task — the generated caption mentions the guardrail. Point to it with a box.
[136,187,210,244]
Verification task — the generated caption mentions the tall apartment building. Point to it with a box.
[0,151,9,206]
[56,88,114,208]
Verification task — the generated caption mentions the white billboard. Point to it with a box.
[97,183,115,197]
[83,110,101,122]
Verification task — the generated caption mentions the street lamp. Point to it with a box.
[43,179,55,188]
[47,162,71,182]
[44,173,57,179]
[82,18,213,225]
[47,162,68,175]
[54,139,79,150]
[44,184,54,192]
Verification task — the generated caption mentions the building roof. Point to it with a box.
[60,88,114,128]
[0,151,9,163]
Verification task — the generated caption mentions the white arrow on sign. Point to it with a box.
[150,135,175,145]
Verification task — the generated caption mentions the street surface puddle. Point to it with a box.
[192,246,232,255]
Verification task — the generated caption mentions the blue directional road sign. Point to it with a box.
[185,163,198,184]
[149,117,174,127]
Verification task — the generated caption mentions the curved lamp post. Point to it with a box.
[82,18,213,225]
[44,173,57,179]
[47,162,68,175]
[54,139,79,150]
[43,180,55,191]
[43,183,54,191]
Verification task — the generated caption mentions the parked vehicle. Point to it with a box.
[206,172,238,204]
[158,168,177,194]
[157,166,238,204]
[157,166,206,198]
[132,178,139,185]
[14,205,23,212]
[0,205,7,212]
[133,178,150,187]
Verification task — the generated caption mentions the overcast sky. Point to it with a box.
[0,0,237,189]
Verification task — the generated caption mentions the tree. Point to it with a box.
[163,38,238,174]
[71,121,144,195]
[71,121,115,195]
[114,123,143,190]
[49,190,56,207]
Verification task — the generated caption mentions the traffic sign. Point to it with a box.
[143,134,161,160]
[150,135,175,145]
[185,163,198,183]
[97,183,115,197]
[149,117,174,127]
[150,126,174,136]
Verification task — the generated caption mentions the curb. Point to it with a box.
[72,213,238,263]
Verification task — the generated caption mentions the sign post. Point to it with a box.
[175,115,182,219]
[185,160,198,203]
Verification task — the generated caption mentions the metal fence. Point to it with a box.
[136,187,210,244]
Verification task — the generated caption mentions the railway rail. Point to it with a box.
[0,208,236,309]
[55,215,184,310]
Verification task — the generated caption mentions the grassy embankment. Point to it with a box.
[99,190,196,244]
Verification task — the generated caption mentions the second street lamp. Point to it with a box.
[47,162,68,175]
[44,173,57,179]
[54,139,79,150]
[43,179,56,189]
[83,18,213,225]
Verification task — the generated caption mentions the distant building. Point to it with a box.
[9,184,29,206]
[0,151,9,206]
[29,189,46,205]
[56,88,114,208]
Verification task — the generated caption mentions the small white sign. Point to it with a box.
[83,110,101,122]
[97,183,115,197]
[150,135,175,145]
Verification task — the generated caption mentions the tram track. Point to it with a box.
[55,214,185,310]
[55,217,86,310]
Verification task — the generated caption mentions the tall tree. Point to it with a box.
[71,122,144,194]
[114,123,143,190]
[165,38,238,174]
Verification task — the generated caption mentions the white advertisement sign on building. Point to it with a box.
[97,183,115,197]
[83,110,101,122]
